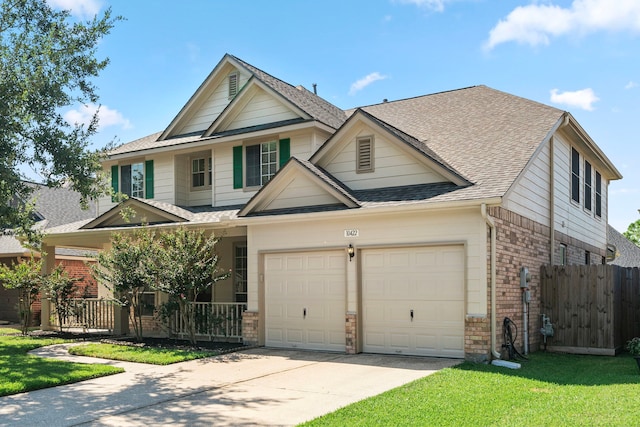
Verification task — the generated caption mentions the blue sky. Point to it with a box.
[48,0,640,232]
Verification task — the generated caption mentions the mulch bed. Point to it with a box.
[28,330,248,354]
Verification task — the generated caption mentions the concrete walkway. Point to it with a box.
[0,343,459,426]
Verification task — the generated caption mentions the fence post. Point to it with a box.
[113,303,129,335]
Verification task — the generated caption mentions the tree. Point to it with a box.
[0,255,43,334]
[623,219,640,247]
[92,228,158,341]
[156,228,230,345]
[42,264,79,332]
[0,0,122,238]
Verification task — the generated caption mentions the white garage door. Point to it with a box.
[362,245,465,358]
[264,250,346,352]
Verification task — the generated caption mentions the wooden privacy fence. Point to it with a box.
[540,265,640,355]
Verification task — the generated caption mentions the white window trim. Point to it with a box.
[583,159,592,213]
[244,140,278,190]
[120,160,145,199]
[570,147,580,205]
[190,156,212,191]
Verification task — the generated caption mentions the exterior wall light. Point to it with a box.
[348,244,355,262]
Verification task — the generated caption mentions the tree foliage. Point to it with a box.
[155,228,230,345]
[0,255,42,334]
[623,219,640,248]
[0,0,122,236]
[42,264,79,332]
[92,228,159,341]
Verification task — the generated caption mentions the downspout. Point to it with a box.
[481,203,501,359]
[550,135,555,265]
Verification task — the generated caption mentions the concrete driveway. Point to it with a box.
[0,344,459,426]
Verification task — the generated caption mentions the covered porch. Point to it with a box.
[41,198,247,342]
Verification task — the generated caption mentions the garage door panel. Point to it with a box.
[265,250,346,352]
[363,245,465,358]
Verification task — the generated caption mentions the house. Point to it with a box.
[0,183,98,323]
[42,54,621,361]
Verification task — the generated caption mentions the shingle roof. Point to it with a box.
[0,183,97,256]
[109,54,348,157]
[608,225,640,268]
[352,85,565,200]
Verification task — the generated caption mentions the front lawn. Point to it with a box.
[302,352,640,426]
[0,328,124,397]
[68,342,217,365]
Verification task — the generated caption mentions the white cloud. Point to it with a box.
[550,88,599,111]
[64,104,132,130]
[625,81,638,89]
[349,72,388,96]
[485,0,640,50]
[395,0,449,12]
[46,0,103,20]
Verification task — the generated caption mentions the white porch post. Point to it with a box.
[40,244,56,331]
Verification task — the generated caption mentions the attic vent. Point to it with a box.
[228,72,239,99]
[356,136,374,173]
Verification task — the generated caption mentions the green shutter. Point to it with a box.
[111,165,118,202]
[279,138,290,167]
[233,146,243,189]
[145,160,154,199]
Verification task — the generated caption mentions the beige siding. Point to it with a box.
[176,70,251,135]
[503,139,552,226]
[264,175,342,211]
[553,134,607,248]
[324,127,448,190]
[174,156,188,206]
[226,90,299,132]
[248,208,487,317]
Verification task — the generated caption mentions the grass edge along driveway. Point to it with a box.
[302,352,640,427]
[0,329,123,397]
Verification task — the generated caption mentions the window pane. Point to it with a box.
[121,164,132,197]
[584,161,592,211]
[131,163,144,198]
[192,158,206,187]
[246,145,261,187]
[595,172,602,217]
[571,148,580,203]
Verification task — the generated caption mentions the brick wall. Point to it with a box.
[242,310,259,346]
[56,259,98,298]
[345,313,357,354]
[488,206,550,359]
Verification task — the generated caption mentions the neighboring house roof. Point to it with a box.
[607,225,640,267]
[0,183,97,257]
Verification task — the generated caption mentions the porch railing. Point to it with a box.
[52,298,116,332]
[170,302,247,342]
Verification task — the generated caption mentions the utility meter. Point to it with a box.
[520,267,531,288]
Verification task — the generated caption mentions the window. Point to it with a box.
[595,171,602,218]
[559,244,567,266]
[356,136,374,173]
[246,141,277,187]
[228,72,239,99]
[121,162,144,198]
[111,161,154,201]
[232,138,290,189]
[584,160,592,211]
[191,157,212,189]
[134,292,155,317]
[234,245,247,303]
[585,250,590,265]
[571,147,580,203]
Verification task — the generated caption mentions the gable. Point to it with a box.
[313,113,463,191]
[239,158,359,216]
[206,81,305,135]
[81,199,189,229]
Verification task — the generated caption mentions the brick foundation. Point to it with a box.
[242,310,259,346]
[465,316,491,362]
[345,312,357,354]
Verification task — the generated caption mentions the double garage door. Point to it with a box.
[264,245,464,358]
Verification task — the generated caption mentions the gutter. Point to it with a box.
[481,203,501,359]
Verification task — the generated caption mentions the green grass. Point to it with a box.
[0,332,124,397]
[68,342,217,365]
[302,352,640,427]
